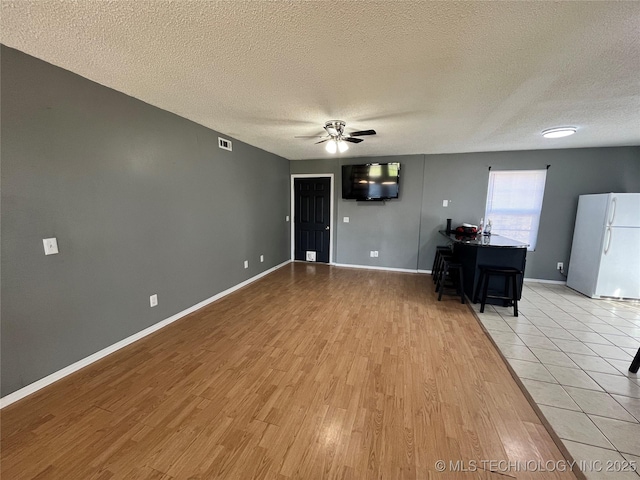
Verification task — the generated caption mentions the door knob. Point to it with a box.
[325,226,330,230]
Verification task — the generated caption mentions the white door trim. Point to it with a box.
[290,174,334,264]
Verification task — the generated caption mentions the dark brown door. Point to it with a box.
[294,178,331,263]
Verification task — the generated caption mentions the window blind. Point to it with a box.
[485,169,547,250]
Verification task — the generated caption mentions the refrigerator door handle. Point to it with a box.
[603,227,612,255]
[608,197,617,225]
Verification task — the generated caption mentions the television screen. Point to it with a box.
[342,163,401,200]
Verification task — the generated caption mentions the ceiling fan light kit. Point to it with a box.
[298,120,377,154]
[325,138,349,153]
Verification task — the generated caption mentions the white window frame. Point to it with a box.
[484,169,548,251]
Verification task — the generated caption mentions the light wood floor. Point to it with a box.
[1,263,577,479]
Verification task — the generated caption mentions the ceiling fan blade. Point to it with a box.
[349,129,376,136]
[344,137,364,143]
[315,138,331,144]
[294,135,326,138]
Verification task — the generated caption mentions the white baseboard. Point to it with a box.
[524,278,567,285]
[332,262,421,274]
[0,260,291,409]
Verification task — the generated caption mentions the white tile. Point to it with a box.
[602,318,638,328]
[620,453,640,476]
[552,339,598,356]
[528,317,563,328]
[612,395,640,422]
[537,326,578,341]
[539,405,613,449]
[485,330,525,346]
[589,416,640,456]
[606,359,640,381]
[601,334,640,349]
[506,358,557,383]
[495,343,538,362]
[563,440,640,480]
[502,317,534,329]
[518,308,548,318]
[571,314,609,325]
[585,343,634,361]
[508,323,545,336]
[480,318,513,332]
[560,320,596,332]
[592,309,624,318]
[518,283,640,469]
[518,333,561,350]
[547,365,604,391]
[568,353,624,375]
[588,372,640,399]
[521,379,580,411]
[590,323,632,335]
[530,348,579,368]
[568,330,613,345]
[560,304,588,312]
[549,313,580,323]
[564,386,637,422]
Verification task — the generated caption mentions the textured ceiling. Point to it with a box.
[1,1,639,160]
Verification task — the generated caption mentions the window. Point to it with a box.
[484,169,547,250]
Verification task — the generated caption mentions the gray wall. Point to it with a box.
[290,155,424,269]
[1,46,290,396]
[292,147,639,279]
[419,148,640,279]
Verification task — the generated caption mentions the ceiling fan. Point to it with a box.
[295,120,376,153]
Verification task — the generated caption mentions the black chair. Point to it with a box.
[435,257,465,304]
[431,246,452,283]
[474,265,522,316]
[630,348,640,374]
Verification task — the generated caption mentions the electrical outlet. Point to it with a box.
[557,262,564,272]
[244,260,249,269]
[260,255,264,263]
[285,215,290,222]
[370,251,379,258]
[150,294,158,307]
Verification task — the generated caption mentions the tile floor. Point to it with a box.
[472,282,640,479]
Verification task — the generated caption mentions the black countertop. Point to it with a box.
[439,230,529,248]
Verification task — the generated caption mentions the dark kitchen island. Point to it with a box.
[439,230,528,303]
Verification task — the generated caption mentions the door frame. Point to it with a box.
[290,174,334,264]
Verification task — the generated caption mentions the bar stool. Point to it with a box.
[431,246,452,282]
[474,265,522,316]
[433,250,453,284]
[431,245,451,275]
[630,348,640,374]
[435,258,465,304]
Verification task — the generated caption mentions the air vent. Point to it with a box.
[218,137,232,151]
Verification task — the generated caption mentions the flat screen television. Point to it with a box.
[342,162,401,200]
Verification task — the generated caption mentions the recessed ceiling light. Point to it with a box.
[541,127,577,138]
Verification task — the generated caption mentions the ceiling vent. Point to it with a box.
[218,137,232,151]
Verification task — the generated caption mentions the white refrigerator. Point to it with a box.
[567,193,640,300]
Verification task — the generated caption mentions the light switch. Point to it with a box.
[43,237,59,255]
[442,200,449,207]
[343,217,350,223]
